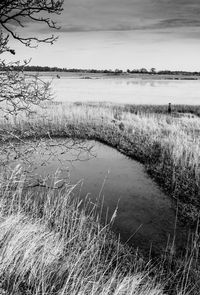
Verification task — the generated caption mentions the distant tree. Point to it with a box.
[0,0,63,116]
[114,69,123,75]
[140,68,148,74]
[150,67,156,74]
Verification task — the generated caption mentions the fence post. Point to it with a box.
[168,103,172,114]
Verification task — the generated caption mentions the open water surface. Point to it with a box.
[40,73,200,105]
[9,138,188,255]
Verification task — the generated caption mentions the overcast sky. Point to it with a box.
[5,0,200,71]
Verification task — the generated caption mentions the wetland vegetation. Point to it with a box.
[1,101,200,294]
[2,102,200,225]
[3,0,200,294]
[1,0,200,293]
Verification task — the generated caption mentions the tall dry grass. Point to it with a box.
[1,102,199,223]
[0,165,165,295]
[1,102,200,293]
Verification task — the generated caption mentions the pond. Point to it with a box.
[7,138,188,256]
[41,73,200,105]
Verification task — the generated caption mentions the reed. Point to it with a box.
[1,102,199,224]
[0,166,164,295]
[1,102,200,293]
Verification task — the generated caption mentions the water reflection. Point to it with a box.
[125,80,172,87]
[7,139,188,256]
[43,75,200,105]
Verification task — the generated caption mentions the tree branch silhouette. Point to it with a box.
[0,0,64,164]
[0,0,63,116]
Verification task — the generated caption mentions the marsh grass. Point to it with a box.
[1,102,200,224]
[0,166,200,294]
[1,102,200,293]
[122,104,200,117]
[0,166,166,295]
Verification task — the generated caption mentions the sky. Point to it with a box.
[4,0,200,71]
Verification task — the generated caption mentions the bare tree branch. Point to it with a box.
[0,0,64,48]
[0,59,52,116]
[0,0,64,115]
[0,0,64,161]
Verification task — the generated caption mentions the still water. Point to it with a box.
[12,139,187,255]
[41,73,200,105]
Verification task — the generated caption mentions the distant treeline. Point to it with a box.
[1,65,200,76]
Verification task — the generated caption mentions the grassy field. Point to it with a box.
[2,102,200,224]
[0,166,163,295]
[122,104,200,117]
[1,102,200,294]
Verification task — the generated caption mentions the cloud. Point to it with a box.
[6,0,200,72]
[157,18,200,29]
[18,0,200,39]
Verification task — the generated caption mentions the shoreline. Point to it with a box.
[1,102,200,293]
[24,71,200,81]
[1,102,199,227]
